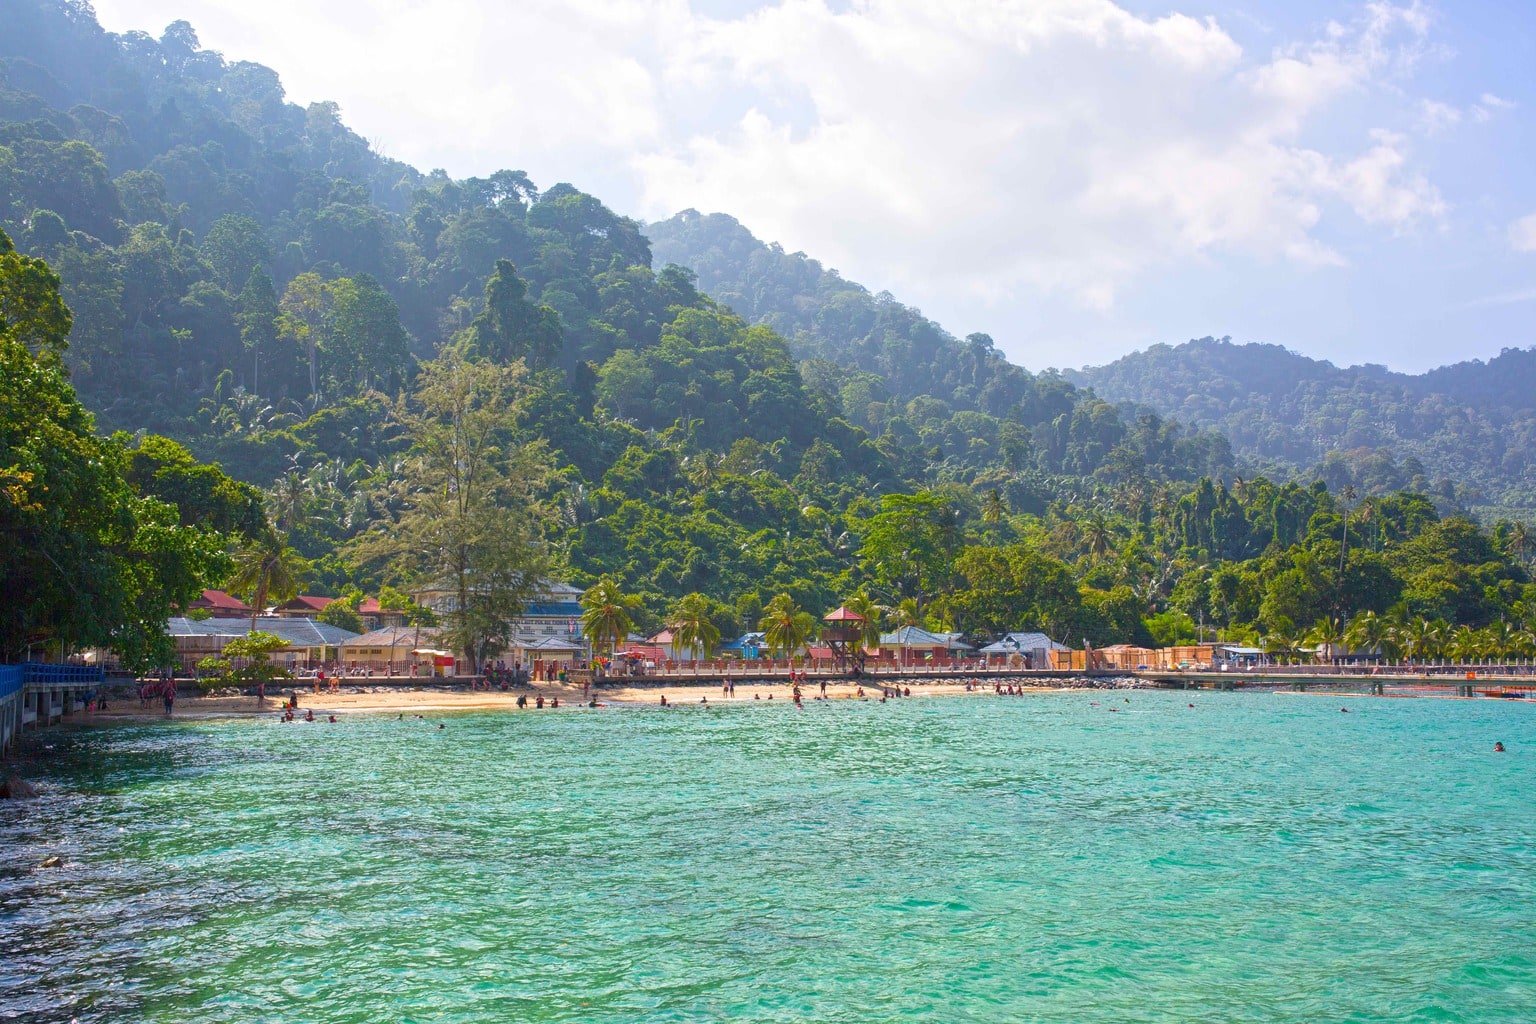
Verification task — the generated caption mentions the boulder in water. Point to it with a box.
[0,776,38,800]
[39,856,61,868]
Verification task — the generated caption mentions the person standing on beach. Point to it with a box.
[162,681,175,717]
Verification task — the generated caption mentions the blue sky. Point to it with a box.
[89,1,1536,373]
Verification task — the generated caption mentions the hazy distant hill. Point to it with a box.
[1065,338,1536,514]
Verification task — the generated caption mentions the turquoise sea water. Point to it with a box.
[2,691,1533,1023]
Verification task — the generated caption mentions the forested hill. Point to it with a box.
[648,210,1235,496]
[1064,338,1536,516]
[0,0,1240,598]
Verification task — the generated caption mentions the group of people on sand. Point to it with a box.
[139,679,176,716]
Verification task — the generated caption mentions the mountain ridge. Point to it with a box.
[650,210,1535,515]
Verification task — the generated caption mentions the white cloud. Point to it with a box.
[637,0,1447,307]
[1417,99,1461,134]
[1472,92,1516,123]
[1511,214,1536,253]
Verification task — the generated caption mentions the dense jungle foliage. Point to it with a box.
[5,0,1536,664]
[1064,337,1536,518]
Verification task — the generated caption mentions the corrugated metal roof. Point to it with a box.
[878,626,974,649]
[979,632,1069,653]
[166,616,361,645]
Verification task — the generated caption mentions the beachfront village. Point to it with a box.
[149,580,1475,688]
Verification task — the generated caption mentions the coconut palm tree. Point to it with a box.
[580,576,634,658]
[684,451,722,490]
[227,527,308,632]
[1338,484,1357,574]
[1304,617,1345,663]
[1482,620,1516,661]
[1506,519,1534,568]
[1082,510,1116,562]
[759,594,815,658]
[1394,617,1446,663]
[842,591,885,653]
[1344,610,1394,659]
[981,488,1006,525]
[1262,621,1300,664]
[669,592,719,663]
[1446,625,1482,664]
[892,597,924,630]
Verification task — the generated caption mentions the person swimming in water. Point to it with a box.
[328,715,337,723]
[1494,741,1506,752]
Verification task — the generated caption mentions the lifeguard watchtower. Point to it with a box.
[821,606,867,673]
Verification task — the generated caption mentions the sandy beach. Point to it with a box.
[93,677,1019,719]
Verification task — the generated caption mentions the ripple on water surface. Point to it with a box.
[1,692,1533,1023]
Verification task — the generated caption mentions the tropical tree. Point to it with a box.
[228,527,307,631]
[1261,620,1299,664]
[1482,619,1516,661]
[684,451,722,490]
[1303,616,1345,662]
[1082,510,1116,561]
[891,597,924,629]
[759,593,815,658]
[221,630,292,690]
[1446,625,1483,664]
[669,592,720,663]
[842,591,885,652]
[980,488,1006,524]
[1395,617,1446,662]
[581,576,634,658]
[1344,610,1394,659]
[351,350,551,671]
[318,599,363,634]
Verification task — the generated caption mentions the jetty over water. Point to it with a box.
[0,664,103,755]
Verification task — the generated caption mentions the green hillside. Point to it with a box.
[5,0,1535,668]
[1065,337,1536,518]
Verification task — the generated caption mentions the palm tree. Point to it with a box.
[684,451,722,490]
[1394,617,1446,663]
[981,488,1006,525]
[1304,617,1345,663]
[1482,620,1516,661]
[892,597,924,629]
[268,469,309,533]
[1262,621,1299,664]
[1082,510,1115,561]
[669,592,719,663]
[1344,610,1394,659]
[759,594,815,658]
[1506,519,1533,568]
[227,528,307,632]
[1447,625,1482,664]
[1338,484,1357,575]
[580,576,633,659]
[842,591,884,652]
